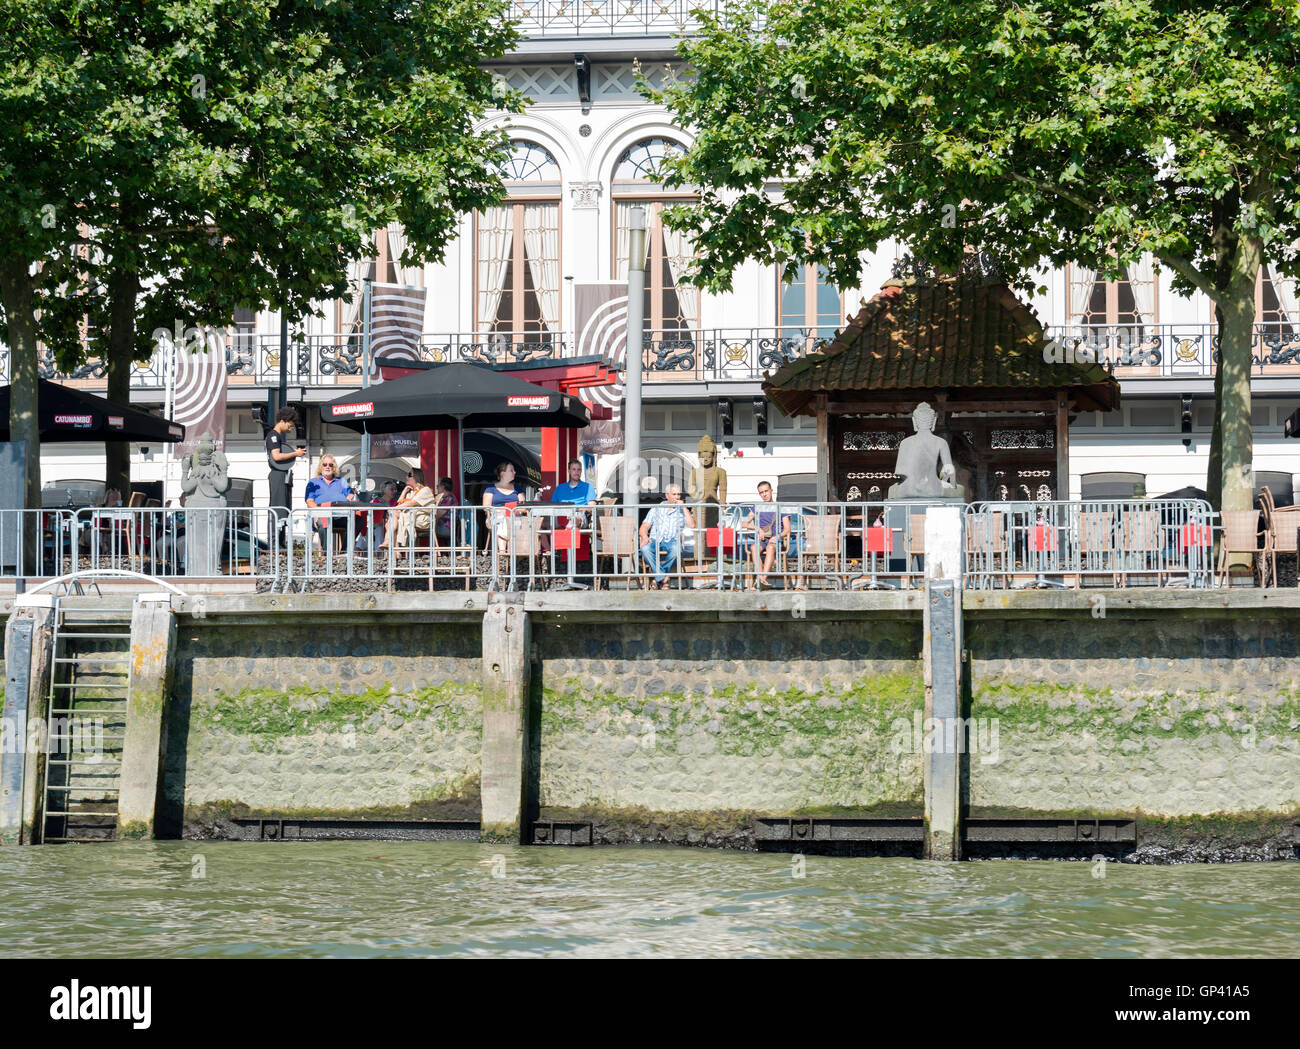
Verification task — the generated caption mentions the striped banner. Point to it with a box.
[574,282,626,417]
[368,282,427,381]
[172,331,228,457]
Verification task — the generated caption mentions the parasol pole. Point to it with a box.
[361,277,373,490]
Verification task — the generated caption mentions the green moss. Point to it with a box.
[971,680,1300,743]
[194,682,481,737]
[185,773,481,823]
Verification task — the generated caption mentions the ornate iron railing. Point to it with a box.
[506,0,728,37]
[1046,323,1300,377]
[6,322,1300,390]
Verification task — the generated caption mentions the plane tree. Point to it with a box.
[0,0,520,507]
[656,0,1300,515]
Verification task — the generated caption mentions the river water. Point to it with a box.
[1,842,1296,958]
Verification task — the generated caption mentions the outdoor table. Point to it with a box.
[706,526,742,589]
[518,503,590,590]
[853,524,896,590]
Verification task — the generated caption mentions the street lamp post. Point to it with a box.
[623,207,647,524]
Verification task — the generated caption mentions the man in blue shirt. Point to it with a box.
[550,458,596,582]
[304,455,356,552]
[550,458,596,517]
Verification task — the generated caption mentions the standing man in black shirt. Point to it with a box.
[267,406,306,544]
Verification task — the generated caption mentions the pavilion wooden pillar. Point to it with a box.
[1056,393,1070,501]
[541,427,580,495]
[815,395,830,503]
[420,429,461,501]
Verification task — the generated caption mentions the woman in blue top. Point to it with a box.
[482,461,524,553]
[305,455,356,552]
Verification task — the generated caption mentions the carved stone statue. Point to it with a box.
[181,434,231,506]
[888,403,963,499]
[687,433,727,528]
[180,433,231,576]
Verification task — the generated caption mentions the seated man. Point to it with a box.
[550,458,596,580]
[740,480,781,589]
[638,483,695,590]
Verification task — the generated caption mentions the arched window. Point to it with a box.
[476,140,562,341]
[1081,471,1147,500]
[612,138,697,342]
[613,137,684,181]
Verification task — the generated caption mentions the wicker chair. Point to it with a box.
[907,513,927,581]
[799,513,843,589]
[1217,510,1265,587]
[1118,508,1163,587]
[964,512,1008,588]
[1260,486,1300,587]
[1076,511,1115,588]
[597,514,640,590]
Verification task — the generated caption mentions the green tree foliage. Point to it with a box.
[0,0,521,507]
[657,0,1300,514]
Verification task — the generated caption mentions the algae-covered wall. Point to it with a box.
[535,619,926,821]
[967,615,1300,815]
[160,621,483,832]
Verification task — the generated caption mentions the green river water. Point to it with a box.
[1,842,1296,958]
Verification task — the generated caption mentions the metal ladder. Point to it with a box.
[40,610,132,843]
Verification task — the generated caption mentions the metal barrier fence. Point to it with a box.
[963,499,1216,590]
[1,499,1219,592]
[281,500,944,592]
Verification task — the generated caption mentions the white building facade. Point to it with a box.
[11,5,1300,508]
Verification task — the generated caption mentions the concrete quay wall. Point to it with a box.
[5,589,1298,856]
[150,591,1300,852]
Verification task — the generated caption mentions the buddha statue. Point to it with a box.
[888,402,963,499]
[687,433,727,527]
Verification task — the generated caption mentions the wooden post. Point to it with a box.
[118,595,176,839]
[816,395,830,503]
[480,594,532,844]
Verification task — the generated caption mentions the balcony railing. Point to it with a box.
[1047,323,1300,378]
[507,0,728,37]
[5,323,1300,392]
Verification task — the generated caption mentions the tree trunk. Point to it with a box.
[1206,302,1224,512]
[1217,287,1257,517]
[104,264,140,499]
[0,258,42,511]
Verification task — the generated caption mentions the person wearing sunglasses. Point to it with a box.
[381,467,436,551]
[304,456,356,552]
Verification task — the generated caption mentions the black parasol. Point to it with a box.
[0,379,185,443]
[321,363,588,500]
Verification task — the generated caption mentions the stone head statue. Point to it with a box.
[697,433,717,468]
[911,401,938,434]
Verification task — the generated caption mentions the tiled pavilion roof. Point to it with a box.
[764,276,1120,416]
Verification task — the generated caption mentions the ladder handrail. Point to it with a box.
[25,569,184,598]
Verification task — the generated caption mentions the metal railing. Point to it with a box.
[8,322,1300,390]
[280,500,942,592]
[0,498,1239,593]
[506,0,734,37]
[1047,323,1300,378]
[964,499,1216,590]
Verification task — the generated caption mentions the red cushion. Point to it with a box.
[1034,524,1058,551]
[863,526,892,554]
[706,527,736,552]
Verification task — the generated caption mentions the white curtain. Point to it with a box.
[1268,264,1299,325]
[386,223,422,287]
[1129,253,1156,325]
[661,218,699,330]
[343,258,367,334]
[522,203,560,334]
[1069,264,1096,323]
[614,201,635,282]
[476,206,513,331]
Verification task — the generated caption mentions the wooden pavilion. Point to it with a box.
[763,270,1121,503]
